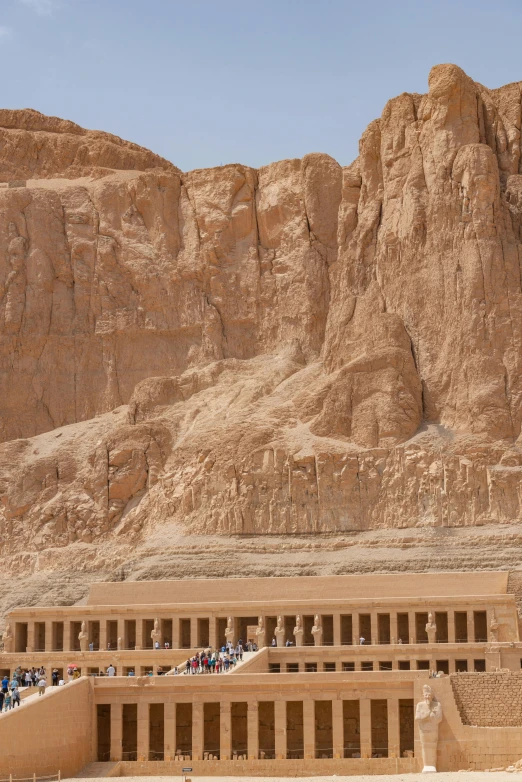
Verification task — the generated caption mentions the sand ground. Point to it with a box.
[68,774,522,782]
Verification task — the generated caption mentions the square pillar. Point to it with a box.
[26,622,34,653]
[390,614,398,644]
[360,700,372,758]
[370,613,378,645]
[137,701,149,761]
[110,702,123,761]
[408,612,416,643]
[192,701,204,760]
[220,701,232,760]
[190,619,198,649]
[135,619,143,650]
[172,617,180,649]
[448,612,456,643]
[387,698,400,758]
[247,701,259,760]
[45,621,52,652]
[63,621,71,652]
[352,613,360,643]
[303,699,315,759]
[209,617,217,649]
[333,613,341,646]
[164,702,176,761]
[274,700,286,759]
[100,620,107,651]
[332,698,343,759]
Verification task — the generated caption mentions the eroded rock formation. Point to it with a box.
[3,65,522,603]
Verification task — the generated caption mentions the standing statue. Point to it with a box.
[255,616,266,648]
[2,621,13,653]
[274,615,285,647]
[311,615,323,646]
[425,612,437,644]
[117,636,123,651]
[415,684,443,772]
[224,616,235,646]
[151,618,161,649]
[293,615,304,647]
[489,610,499,642]
[78,620,89,652]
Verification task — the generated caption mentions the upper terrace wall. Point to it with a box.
[87,571,509,606]
[0,677,94,779]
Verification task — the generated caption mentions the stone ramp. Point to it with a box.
[75,761,120,778]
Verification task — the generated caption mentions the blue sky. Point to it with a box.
[1,0,521,171]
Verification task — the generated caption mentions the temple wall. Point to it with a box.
[451,671,522,726]
[0,677,95,778]
[416,677,522,771]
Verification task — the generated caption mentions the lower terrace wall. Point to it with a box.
[0,677,95,779]
[117,757,417,776]
[418,676,522,771]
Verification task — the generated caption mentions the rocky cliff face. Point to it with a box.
[2,65,522,611]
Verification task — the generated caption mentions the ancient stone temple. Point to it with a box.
[2,571,522,778]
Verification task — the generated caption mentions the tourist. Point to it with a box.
[11,686,21,708]
[58,679,65,686]
[38,677,46,696]
[89,641,94,652]
[127,670,135,677]
[24,670,32,687]
[4,691,12,711]
[164,641,170,649]
[0,691,4,711]
[107,664,116,677]
[155,640,160,650]
[1,675,8,695]
[173,667,179,675]
[52,669,59,686]
[271,638,276,647]
[359,636,365,645]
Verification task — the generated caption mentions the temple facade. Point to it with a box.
[2,571,522,778]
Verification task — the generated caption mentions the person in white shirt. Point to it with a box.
[58,679,65,686]
[106,665,116,676]
[359,636,365,645]
[38,678,47,695]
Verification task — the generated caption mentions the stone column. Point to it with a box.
[274,700,286,759]
[370,613,378,645]
[247,701,259,760]
[110,702,123,761]
[220,701,232,760]
[26,622,35,653]
[209,617,217,649]
[390,614,398,645]
[164,702,176,761]
[467,612,474,643]
[448,612,456,644]
[303,699,315,759]
[408,612,416,644]
[191,619,198,649]
[332,698,344,759]
[352,613,359,643]
[387,698,400,758]
[100,620,107,652]
[45,620,53,652]
[360,700,372,758]
[63,621,71,652]
[116,664,123,676]
[172,618,180,649]
[333,614,341,647]
[192,701,204,760]
[137,701,149,761]
[135,619,143,650]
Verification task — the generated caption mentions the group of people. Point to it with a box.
[174,641,254,675]
[1,667,49,712]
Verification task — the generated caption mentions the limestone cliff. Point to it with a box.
[2,66,522,613]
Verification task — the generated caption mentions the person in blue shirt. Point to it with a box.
[1,676,8,694]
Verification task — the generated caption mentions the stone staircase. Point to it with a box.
[74,761,120,778]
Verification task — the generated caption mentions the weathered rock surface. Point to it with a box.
[3,67,522,613]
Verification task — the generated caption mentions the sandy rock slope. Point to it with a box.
[3,66,522,615]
